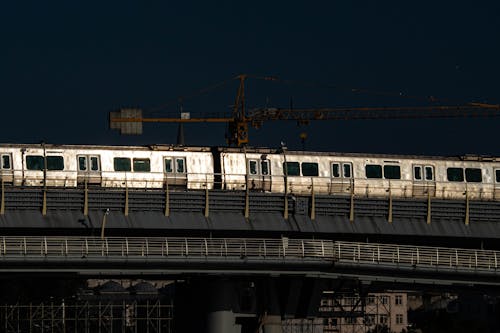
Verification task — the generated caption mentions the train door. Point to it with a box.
[77,155,101,184]
[0,153,13,183]
[494,169,500,200]
[412,164,436,197]
[164,156,187,187]
[247,158,271,191]
[329,162,353,194]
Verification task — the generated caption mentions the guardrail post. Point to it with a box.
[204,182,210,218]
[349,189,355,223]
[310,178,315,221]
[42,188,47,216]
[465,191,470,226]
[124,184,129,217]
[244,176,250,219]
[284,193,289,220]
[426,191,432,224]
[388,186,393,223]
[0,177,4,215]
[164,182,170,217]
[83,180,88,216]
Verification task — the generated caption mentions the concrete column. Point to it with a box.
[206,279,240,333]
[262,314,282,333]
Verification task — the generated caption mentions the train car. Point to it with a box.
[1,143,499,201]
[218,147,500,201]
[0,144,214,190]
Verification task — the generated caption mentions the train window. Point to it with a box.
[465,168,482,183]
[284,162,300,176]
[384,165,401,179]
[343,163,352,178]
[78,156,87,171]
[447,167,464,182]
[165,158,173,173]
[332,163,340,178]
[261,160,270,175]
[249,160,258,175]
[114,157,131,172]
[90,156,100,171]
[302,162,319,176]
[366,164,382,179]
[425,166,434,181]
[47,156,64,170]
[176,158,186,173]
[414,166,422,180]
[496,169,500,183]
[26,155,44,171]
[2,154,11,169]
[133,158,151,172]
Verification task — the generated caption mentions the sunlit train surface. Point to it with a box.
[0,143,499,201]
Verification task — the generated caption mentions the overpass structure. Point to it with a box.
[1,187,500,332]
[0,236,499,288]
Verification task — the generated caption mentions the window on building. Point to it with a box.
[395,295,403,305]
[447,167,464,182]
[367,295,375,304]
[465,168,482,183]
[384,165,401,179]
[366,164,382,179]
[346,317,357,324]
[1,154,11,170]
[133,158,151,172]
[365,314,376,325]
[284,162,300,176]
[114,157,131,172]
[379,314,388,324]
[496,170,500,183]
[381,296,389,305]
[396,314,404,324]
[302,162,319,176]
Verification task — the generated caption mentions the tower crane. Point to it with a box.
[110,74,500,146]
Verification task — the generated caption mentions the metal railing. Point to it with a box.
[2,169,500,200]
[0,236,498,273]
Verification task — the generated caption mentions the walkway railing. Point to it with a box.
[0,236,498,273]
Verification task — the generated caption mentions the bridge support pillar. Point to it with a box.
[206,279,240,333]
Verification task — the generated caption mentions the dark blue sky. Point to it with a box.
[1,2,499,155]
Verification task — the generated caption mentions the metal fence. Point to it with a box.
[0,236,498,273]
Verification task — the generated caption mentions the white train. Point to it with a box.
[0,143,499,201]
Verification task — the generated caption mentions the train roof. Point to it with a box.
[0,143,212,152]
[217,146,500,162]
[0,143,497,162]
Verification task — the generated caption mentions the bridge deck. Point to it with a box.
[0,187,499,240]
